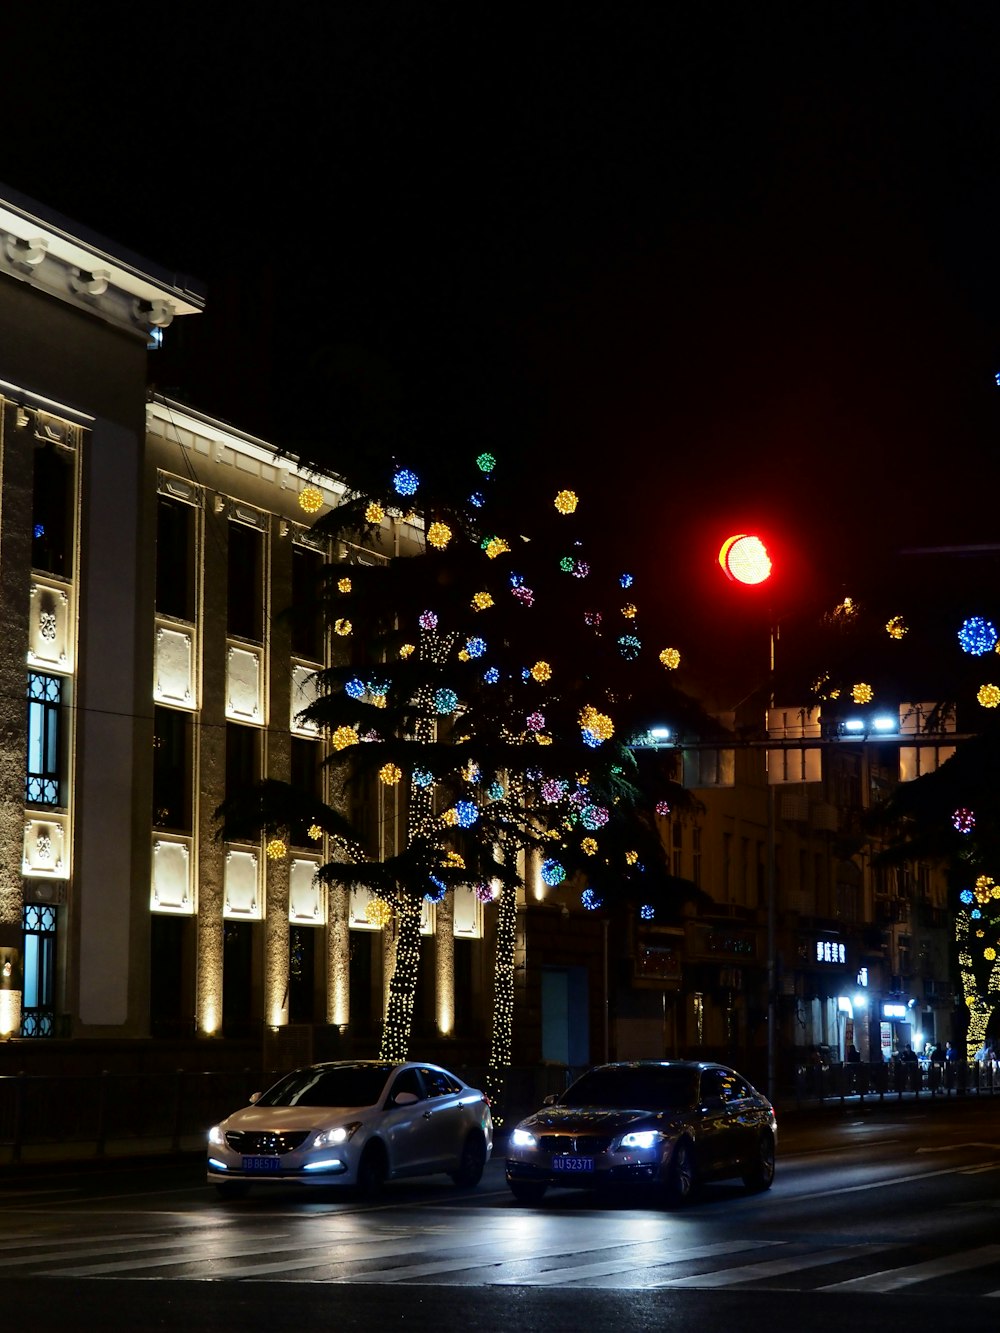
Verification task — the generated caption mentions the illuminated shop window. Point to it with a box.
[20,904,56,1038]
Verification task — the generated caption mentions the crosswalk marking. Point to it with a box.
[493,1238,780,1286]
[819,1243,1000,1292]
[653,1244,892,1289]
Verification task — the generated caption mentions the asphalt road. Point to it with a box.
[4,1098,1000,1332]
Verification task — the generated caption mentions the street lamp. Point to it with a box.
[717,533,778,1101]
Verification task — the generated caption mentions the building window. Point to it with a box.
[32,443,74,578]
[289,737,321,847]
[21,904,56,1037]
[226,723,260,802]
[156,496,196,620]
[153,706,192,830]
[291,545,324,660]
[228,521,263,641]
[26,672,63,806]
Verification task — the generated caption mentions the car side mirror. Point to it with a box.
[249,1092,262,1104]
[542,1093,559,1107]
[393,1091,420,1106]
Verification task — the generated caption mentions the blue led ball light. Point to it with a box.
[581,887,603,911]
[541,859,566,886]
[958,617,998,656]
[434,688,459,714]
[454,801,479,828]
[345,678,366,700]
[392,468,419,497]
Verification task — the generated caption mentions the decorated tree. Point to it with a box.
[220,447,706,1094]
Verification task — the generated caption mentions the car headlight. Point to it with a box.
[510,1128,537,1149]
[313,1121,362,1149]
[207,1125,226,1147]
[618,1130,663,1151]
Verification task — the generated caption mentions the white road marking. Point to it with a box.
[820,1242,1000,1292]
[496,1238,781,1286]
[651,1245,891,1289]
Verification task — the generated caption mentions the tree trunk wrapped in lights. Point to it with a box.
[380,890,423,1061]
[486,878,518,1121]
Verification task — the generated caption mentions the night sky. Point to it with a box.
[6,5,1000,672]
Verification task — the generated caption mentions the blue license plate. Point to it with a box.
[242,1156,281,1172]
[552,1156,594,1172]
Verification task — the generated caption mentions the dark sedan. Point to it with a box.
[505,1060,776,1205]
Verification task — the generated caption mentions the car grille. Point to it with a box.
[539,1135,613,1155]
[224,1130,310,1155]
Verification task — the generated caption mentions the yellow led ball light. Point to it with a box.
[331,725,359,750]
[979,683,1000,708]
[365,501,385,524]
[298,485,323,514]
[427,521,452,549]
[472,591,494,610]
[659,647,681,669]
[334,618,352,636]
[338,577,352,593]
[366,898,392,928]
[378,763,403,785]
[265,837,286,860]
[531,661,552,682]
[886,615,907,639]
[554,489,578,515]
[851,682,873,704]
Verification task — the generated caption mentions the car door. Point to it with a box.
[378,1067,438,1176]
[718,1070,757,1171]
[695,1069,731,1176]
[415,1066,468,1169]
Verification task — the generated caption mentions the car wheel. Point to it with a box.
[663,1137,697,1206]
[355,1142,388,1198]
[742,1130,776,1192]
[450,1132,487,1188]
[214,1182,249,1200]
[508,1179,548,1204]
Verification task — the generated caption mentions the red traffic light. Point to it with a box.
[719,534,772,585]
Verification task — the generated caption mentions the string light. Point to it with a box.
[531,661,552,682]
[541,779,566,803]
[581,887,602,910]
[585,610,602,627]
[640,904,655,921]
[554,489,578,514]
[541,859,566,886]
[476,452,496,473]
[579,706,614,741]
[625,850,638,865]
[335,618,352,636]
[427,521,452,549]
[659,648,681,669]
[338,577,352,593]
[345,678,366,699]
[441,807,459,826]
[572,560,590,578]
[559,556,575,573]
[412,768,433,787]
[331,726,359,750]
[472,591,494,611]
[621,603,638,618]
[379,763,403,785]
[475,882,497,903]
[399,643,415,658]
[434,688,459,714]
[298,485,323,513]
[365,501,385,524]
[469,491,485,507]
[483,666,500,684]
[488,781,505,799]
[454,801,479,827]
[656,800,671,816]
[465,636,487,657]
[308,823,323,841]
[959,617,998,656]
[419,610,438,630]
[526,711,546,731]
[581,837,598,855]
[512,585,535,606]
[424,878,447,904]
[851,682,873,704]
[978,683,1000,708]
[484,537,510,559]
[953,808,976,833]
[266,837,286,860]
[618,634,641,659]
[443,851,465,868]
[620,573,634,588]
[886,616,907,639]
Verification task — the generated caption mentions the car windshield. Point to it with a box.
[256,1065,392,1108]
[560,1066,698,1111]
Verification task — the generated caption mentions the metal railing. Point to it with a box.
[794,1059,1000,1105]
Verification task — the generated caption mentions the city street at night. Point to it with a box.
[4,1098,1000,1332]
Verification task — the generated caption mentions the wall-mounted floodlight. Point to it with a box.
[628,725,673,750]
[871,715,898,733]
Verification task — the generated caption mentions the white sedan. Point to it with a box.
[207,1059,493,1198]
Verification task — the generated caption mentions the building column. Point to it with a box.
[435,892,455,1037]
[327,884,350,1026]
